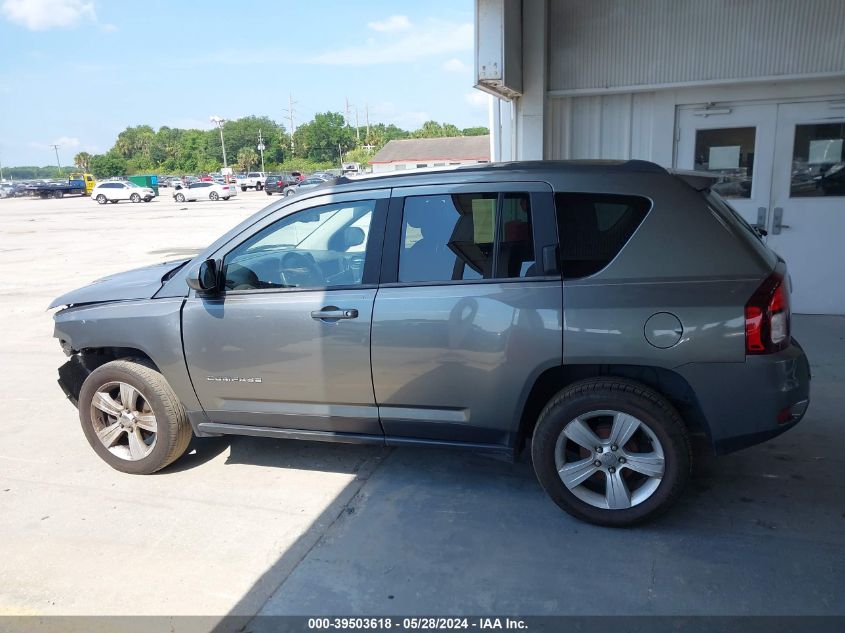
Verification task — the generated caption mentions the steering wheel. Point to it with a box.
[280,251,325,287]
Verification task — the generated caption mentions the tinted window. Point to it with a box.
[224,201,376,291]
[398,192,535,283]
[555,193,650,279]
[790,122,845,197]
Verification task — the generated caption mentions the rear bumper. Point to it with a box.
[675,339,811,454]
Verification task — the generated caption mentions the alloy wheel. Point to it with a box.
[554,409,665,510]
[89,381,157,461]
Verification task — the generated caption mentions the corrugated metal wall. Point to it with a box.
[545,93,658,159]
[549,0,845,92]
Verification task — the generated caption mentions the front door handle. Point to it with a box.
[311,306,358,321]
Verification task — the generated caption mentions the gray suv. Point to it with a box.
[50,161,811,526]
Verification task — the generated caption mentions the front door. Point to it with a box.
[676,99,845,314]
[182,193,388,435]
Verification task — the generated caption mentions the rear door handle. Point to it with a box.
[310,306,358,321]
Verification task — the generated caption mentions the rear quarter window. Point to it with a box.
[555,193,651,279]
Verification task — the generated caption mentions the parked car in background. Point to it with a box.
[157,177,169,188]
[91,181,155,204]
[310,171,335,181]
[167,177,184,188]
[291,171,304,183]
[49,160,810,527]
[282,176,328,196]
[172,181,237,202]
[237,171,267,191]
[264,172,299,196]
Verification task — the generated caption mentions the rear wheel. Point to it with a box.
[241,186,247,192]
[175,193,185,202]
[209,191,219,201]
[78,360,193,474]
[266,190,273,196]
[531,378,691,527]
[285,189,295,197]
[54,190,64,199]
[130,193,141,203]
[143,196,152,202]
[96,194,107,204]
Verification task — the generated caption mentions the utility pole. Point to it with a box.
[282,93,297,154]
[345,97,351,127]
[257,129,266,173]
[355,107,360,144]
[365,102,370,144]
[50,144,62,176]
[210,116,227,172]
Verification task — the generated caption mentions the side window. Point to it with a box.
[555,193,651,279]
[398,192,535,283]
[223,200,376,291]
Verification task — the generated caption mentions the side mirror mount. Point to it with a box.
[186,259,220,295]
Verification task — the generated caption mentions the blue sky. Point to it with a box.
[0,0,487,166]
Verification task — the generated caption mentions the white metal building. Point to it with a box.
[476,0,845,314]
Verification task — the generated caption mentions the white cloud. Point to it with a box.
[442,58,468,73]
[54,136,81,148]
[1,0,96,30]
[312,18,473,66]
[465,90,489,109]
[367,15,410,32]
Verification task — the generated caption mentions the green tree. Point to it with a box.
[293,112,355,163]
[73,151,92,171]
[411,121,462,139]
[461,126,490,136]
[88,152,128,178]
[236,147,259,171]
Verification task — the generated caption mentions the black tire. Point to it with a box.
[209,191,219,201]
[240,186,247,192]
[257,182,263,190]
[266,190,273,196]
[531,377,691,527]
[143,196,152,202]
[223,196,230,200]
[54,190,64,199]
[285,189,295,196]
[175,193,185,202]
[130,193,141,203]
[96,194,107,204]
[77,360,193,475]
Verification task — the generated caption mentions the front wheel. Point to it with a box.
[209,191,219,201]
[531,378,691,527]
[266,190,273,196]
[96,194,107,204]
[130,193,141,203]
[143,196,152,202]
[77,360,193,474]
[175,193,185,202]
[285,189,295,197]
[240,186,247,192]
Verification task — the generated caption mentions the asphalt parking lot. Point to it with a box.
[0,191,843,625]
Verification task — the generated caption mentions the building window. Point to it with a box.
[790,123,845,197]
[693,127,756,199]
[416,163,428,169]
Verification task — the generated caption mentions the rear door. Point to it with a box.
[370,182,561,448]
[182,191,389,435]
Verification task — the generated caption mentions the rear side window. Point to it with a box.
[398,192,535,283]
[555,193,650,279]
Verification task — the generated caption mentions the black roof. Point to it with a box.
[328,159,666,189]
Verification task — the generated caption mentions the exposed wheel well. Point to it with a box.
[516,364,712,455]
[58,347,158,404]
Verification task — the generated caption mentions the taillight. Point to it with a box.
[745,272,790,354]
